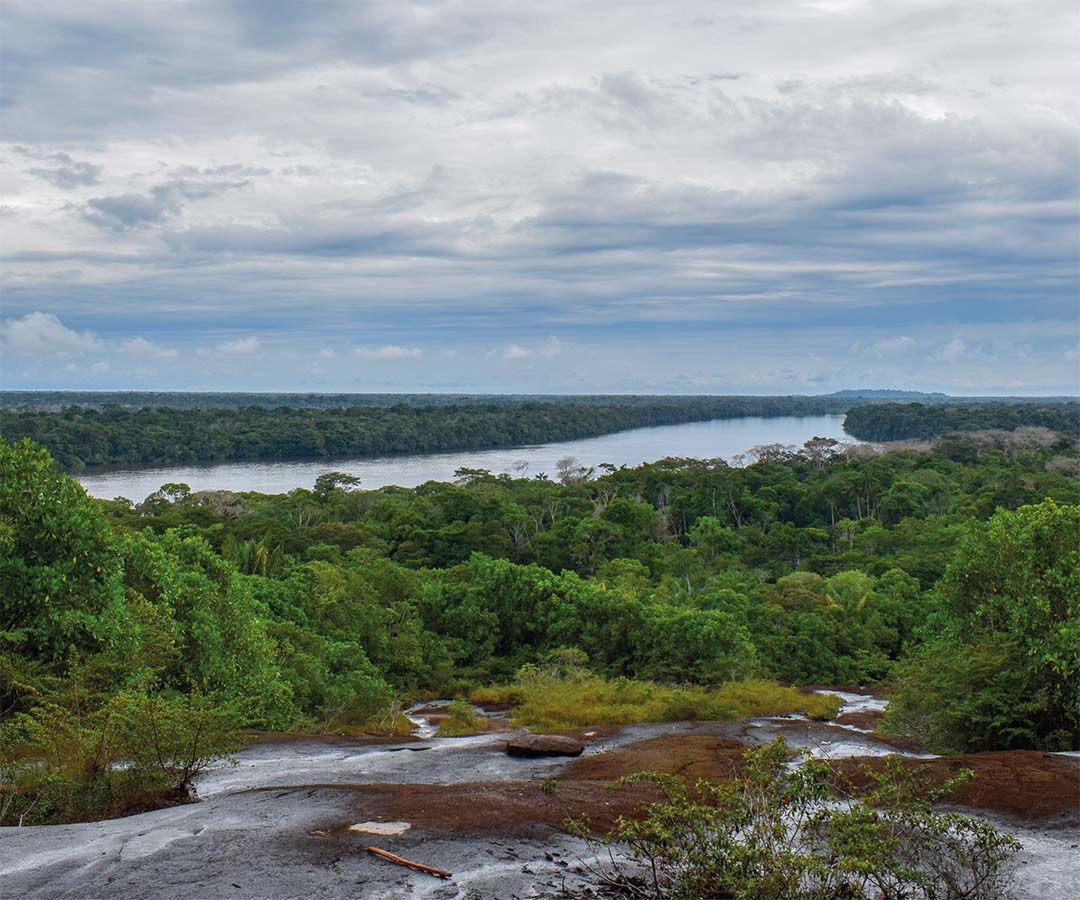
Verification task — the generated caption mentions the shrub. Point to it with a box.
[569,738,1019,900]
[0,688,242,825]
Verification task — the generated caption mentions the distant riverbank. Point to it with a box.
[1,395,852,470]
[76,414,848,499]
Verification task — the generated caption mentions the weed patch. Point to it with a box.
[435,700,492,736]
[472,674,839,731]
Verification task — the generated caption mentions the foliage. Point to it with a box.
[1,419,1077,824]
[0,438,126,679]
[105,690,243,791]
[0,687,240,826]
[843,401,1079,441]
[568,739,1019,900]
[884,500,1080,752]
[0,396,851,469]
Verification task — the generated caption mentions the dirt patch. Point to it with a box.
[830,751,1080,823]
[867,731,931,754]
[472,700,514,714]
[318,780,662,836]
[834,709,885,731]
[556,725,624,741]
[566,733,748,784]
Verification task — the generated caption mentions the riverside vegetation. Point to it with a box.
[1,406,1077,892]
[2,393,1075,469]
[0,395,851,469]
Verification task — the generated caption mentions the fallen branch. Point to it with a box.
[366,846,452,879]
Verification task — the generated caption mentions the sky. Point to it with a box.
[1,0,1078,395]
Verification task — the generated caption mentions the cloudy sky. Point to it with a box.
[1,0,1077,394]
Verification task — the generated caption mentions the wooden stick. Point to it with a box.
[366,846,452,879]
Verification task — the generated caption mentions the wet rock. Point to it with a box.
[504,735,584,757]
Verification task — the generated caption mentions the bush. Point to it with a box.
[570,738,1019,900]
[0,688,241,825]
[107,691,243,793]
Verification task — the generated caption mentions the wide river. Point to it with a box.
[75,414,848,500]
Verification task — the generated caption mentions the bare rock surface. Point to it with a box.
[504,734,585,758]
[2,696,1077,900]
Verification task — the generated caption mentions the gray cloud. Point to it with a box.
[0,0,1076,393]
[83,178,249,232]
[16,145,103,188]
[28,162,102,188]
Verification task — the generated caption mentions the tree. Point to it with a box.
[0,439,127,683]
[556,456,594,485]
[801,435,840,468]
[312,471,361,502]
[886,500,1080,751]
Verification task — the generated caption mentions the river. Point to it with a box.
[75,414,848,500]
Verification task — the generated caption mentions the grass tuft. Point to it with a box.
[435,700,492,737]
[471,675,839,732]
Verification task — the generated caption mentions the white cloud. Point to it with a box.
[121,336,179,358]
[0,311,104,355]
[937,336,967,362]
[867,336,917,356]
[501,336,569,360]
[216,336,261,355]
[353,344,422,360]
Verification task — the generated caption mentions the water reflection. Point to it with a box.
[76,414,848,500]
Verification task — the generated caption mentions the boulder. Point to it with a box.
[505,734,585,758]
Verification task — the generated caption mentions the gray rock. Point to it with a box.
[504,734,584,757]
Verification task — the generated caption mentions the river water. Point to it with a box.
[75,414,847,500]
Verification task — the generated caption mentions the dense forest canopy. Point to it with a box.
[2,414,1077,823]
[0,396,851,469]
[0,389,971,412]
[843,401,1080,442]
[2,394,1076,470]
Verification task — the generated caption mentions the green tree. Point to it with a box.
[886,500,1080,751]
[0,439,129,696]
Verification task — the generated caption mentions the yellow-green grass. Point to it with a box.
[435,699,493,737]
[471,676,839,732]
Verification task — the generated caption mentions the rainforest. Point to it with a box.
[2,400,1078,898]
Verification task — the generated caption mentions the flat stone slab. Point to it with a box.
[505,734,585,758]
[348,821,411,835]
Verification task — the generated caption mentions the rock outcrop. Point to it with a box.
[505,735,585,757]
